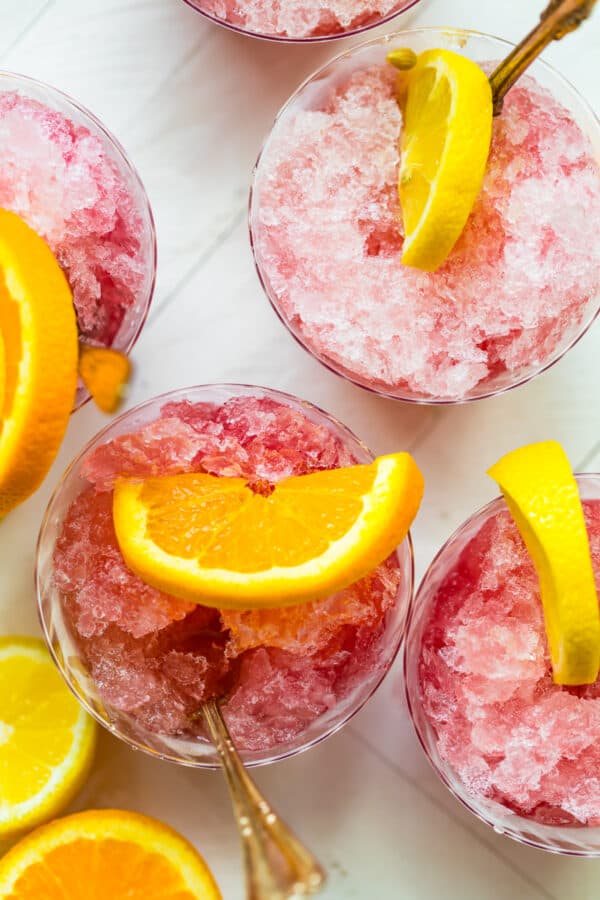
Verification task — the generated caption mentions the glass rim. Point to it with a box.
[0,68,158,412]
[403,473,600,854]
[248,26,600,406]
[36,382,415,770]
[180,0,424,43]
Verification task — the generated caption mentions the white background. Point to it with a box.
[1,0,599,897]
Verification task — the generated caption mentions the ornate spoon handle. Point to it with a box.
[490,0,598,114]
[202,700,326,899]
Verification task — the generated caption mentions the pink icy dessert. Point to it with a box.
[187,0,419,40]
[408,481,600,836]
[40,387,411,760]
[0,75,155,350]
[251,34,600,402]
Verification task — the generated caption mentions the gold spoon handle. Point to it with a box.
[490,0,598,114]
[201,700,326,900]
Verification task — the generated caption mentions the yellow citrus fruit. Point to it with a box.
[488,441,600,686]
[113,453,424,610]
[0,636,96,839]
[0,209,78,517]
[394,48,493,271]
[78,345,132,414]
[0,809,222,899]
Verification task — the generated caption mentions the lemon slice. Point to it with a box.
[113,453,424,610]
[488,441,600,686]
[395,49,493,272]
[0,209,78,517]
[0,809,222,899]
[0,636,96,839]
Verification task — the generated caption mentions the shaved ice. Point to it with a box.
[53,396,404,751]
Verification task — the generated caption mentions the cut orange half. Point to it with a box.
[0,209,78,517]
[0,809,222,899]
[113,453,424,609]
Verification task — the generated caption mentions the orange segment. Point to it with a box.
[78,344,132,414]
[0,809,222,899]
[0,209,78,517]
[113,453,424,609]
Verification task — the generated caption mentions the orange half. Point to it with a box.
[0,209,78,516]
[0,809,222,899]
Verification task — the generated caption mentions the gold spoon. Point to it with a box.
[388,0,597,111]
[202,699,326,899]
[490,0,598,114]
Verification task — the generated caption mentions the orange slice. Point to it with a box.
[0,809,222,899]
[0,209,78,517]
[113,453,424,610]
[79,344,132,414]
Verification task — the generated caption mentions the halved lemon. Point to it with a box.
[113,453,424,609]
[0,809,222,899]
[395,48,493,272]
[0,209,78,517]
[488,441,600,686]
[0,636,96,839]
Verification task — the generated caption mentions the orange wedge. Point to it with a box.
[0,209,78,517]
[0,809,222,899]
[113,453,424,609]
[79,344,132,414]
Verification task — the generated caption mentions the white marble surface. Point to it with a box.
[1,0,600,897]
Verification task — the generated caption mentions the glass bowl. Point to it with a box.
[37,383,414,770]
[249,28,600,404]
[181,0,423,43]
[0,71,157,410]
[404,474,600,855]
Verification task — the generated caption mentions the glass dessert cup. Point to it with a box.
[0,71,157,410]
[249,28,600,405]
[36,384,414,770]
[181,0,423,43]
[405,474,600,856]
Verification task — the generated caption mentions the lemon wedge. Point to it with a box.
[488,441,600,686]
[113,453,424,610]
[393,48,493,272]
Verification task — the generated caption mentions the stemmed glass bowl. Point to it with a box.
[0,70,156,410]
[181,0,423,43]
[404,475,600,855]
[249,28,600,404]
[37,384,414,770]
